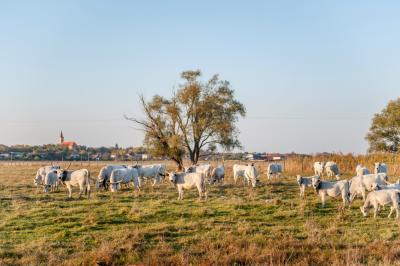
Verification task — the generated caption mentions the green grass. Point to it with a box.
[1,162,400,265]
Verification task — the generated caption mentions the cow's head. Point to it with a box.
[167,172,177,184]
[374,162,382,173]
[56,169,68,182]
[311,176,321,191]
[370,182,380,191]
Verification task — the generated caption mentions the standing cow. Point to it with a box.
[57,168,91,199]
[34,165,60,189]
[167,171,207,200]
[185,164,213,181]
[233,164,257,185]
[324,161,340,180]
[313,162,325,177]
[96,165,127,191]
[134,164,166,186]
[109,167,140,192]
[267,163,283,179]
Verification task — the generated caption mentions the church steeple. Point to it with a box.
[60,130,64,144]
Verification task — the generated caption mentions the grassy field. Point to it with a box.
[1,161,400,265]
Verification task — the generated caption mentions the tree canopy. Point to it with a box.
[128,70,246,168]
[366,97,400,153]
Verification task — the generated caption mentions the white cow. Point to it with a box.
[349,173,388,203]
[245,164,259,188]
[267,163,283,179]
[185,164,213,180]
[296,175,314,198]
[313,162,325,176]
[109,167,140,192]
[96,165,127,190]
[311,176,350,207]
[374,162,388,175]
[34,165,60,188]
[324,161,340,180]
[135,164,166,186]
[360,189,400,218]
[356,164,370,176]
[57,168,91,199]
[371,179,400,191]
[167,171,207,200]
[210,165,225,184]
[43,170,58,193]
[233,164,248,184]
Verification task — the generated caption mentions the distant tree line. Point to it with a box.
[0,144,150,161]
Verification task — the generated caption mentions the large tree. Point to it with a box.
[366,97,400,153]
[128,70,246,169]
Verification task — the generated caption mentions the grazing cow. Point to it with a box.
[96,165,127,190]
[134,164,166,186]
[233,164,248,184]
[296,175,314,198]
[324,161,340,180]
[167,171,207,200]
[109,167,140,192]
[313,162,325,177]
[210,165,225,184]
[360,189,400,218]
[374,162,388,175]
[349,173,388,203]
[267,163,283,179]
[43,170,58,193]
[245,164,259,188]
[56,168,91,199]
[356,164,370,176]
[34,165,60,188]
[311,176,350,207]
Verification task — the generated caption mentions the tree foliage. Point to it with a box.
[128,70,246,168]
[366,97,400,153]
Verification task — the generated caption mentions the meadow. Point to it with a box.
[1,159,400,265]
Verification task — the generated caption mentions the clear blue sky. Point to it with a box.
[0,1,399,153]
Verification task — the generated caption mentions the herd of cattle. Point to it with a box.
[32,161,399,219]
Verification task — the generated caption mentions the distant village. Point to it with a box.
[0,131,289,161]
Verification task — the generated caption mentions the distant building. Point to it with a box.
[59,131,77,150]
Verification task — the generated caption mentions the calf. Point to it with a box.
[167,171,207,200]
[360,189,400,218]
[296,175,314,198]
[311,176,350,207]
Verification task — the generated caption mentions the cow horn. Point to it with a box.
[66,162,72,170]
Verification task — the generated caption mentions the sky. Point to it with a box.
[0,0,399,154]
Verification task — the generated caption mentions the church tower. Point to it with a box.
[60,130,64,144]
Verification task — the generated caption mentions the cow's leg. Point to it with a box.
[388,206,394,218]
[79,185,84,199]
[86,182,91,199]
[67,185,72,199]
[178,188,183,200]
[320,193,326,208]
